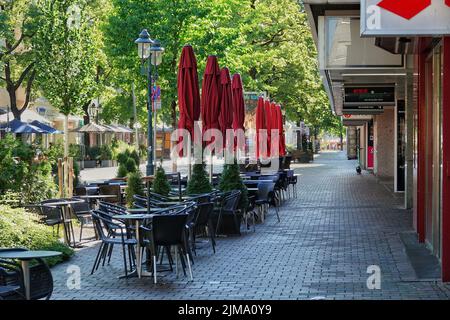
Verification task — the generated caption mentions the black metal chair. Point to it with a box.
[214,190,242,236]
[99,185,122,204]
[70,197,93,242]
[0,248,54,300]
[90,211,137,277]
[255,182,280,223]
[191,202,216,254]
[140,209,193,283]
[288,171,298,198]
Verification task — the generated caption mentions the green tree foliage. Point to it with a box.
[0,134,57,205]
[0,0,40,120]
[186,163,213,195]
[152,165,171,196]
[103,0,341,135]
[218,162,248,211]
[125,170,144,207]
[0,204,73,266]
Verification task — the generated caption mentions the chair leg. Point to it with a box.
[175,246,179,278]
[79,220,84,242]
[186,253,193,281]
[102,243,110,267]
[275,204,280,223]
[107,244,114,264]
[91,243,104,275]
[153,255,157,284]
[121,243,128,278]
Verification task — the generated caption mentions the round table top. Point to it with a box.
[78,194,118,199]
[42,199,85,206]
[0,250,62,260]
[126,207,164,213]
[112,214,154,220]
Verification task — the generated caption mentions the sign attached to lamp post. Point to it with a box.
[361,0,450,36]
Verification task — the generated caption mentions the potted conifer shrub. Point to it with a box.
[186,163,213,195]
[125,171,144,207]
[214,160,249,235]
[153,165,171,196]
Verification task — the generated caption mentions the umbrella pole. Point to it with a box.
[188,137,192,180]
[209,153,213,183]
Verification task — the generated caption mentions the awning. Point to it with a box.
[0,109,52,125]
[0,119,46,134]
[74,123,113,133]
[103,124,133,133]
[30,120,61,134]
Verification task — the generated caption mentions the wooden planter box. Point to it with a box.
[83,160,97,168]
[291,150,314,163]
[101,160,114,167]
[211,212,243,236]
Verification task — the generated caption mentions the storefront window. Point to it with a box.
[324,17,403,68]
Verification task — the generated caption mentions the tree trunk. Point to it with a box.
[296,120,302,150]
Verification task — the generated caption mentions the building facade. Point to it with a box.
[303,0,450,281]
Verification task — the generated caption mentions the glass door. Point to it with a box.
[424,44,443,257]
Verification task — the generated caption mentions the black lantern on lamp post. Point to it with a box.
[135,29,164,176]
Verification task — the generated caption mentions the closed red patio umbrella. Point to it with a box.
[201,55,222,178]
[255,97,266,159]
[271,104,286,157]
[232,74,245,153]
[232,74,245,132]
[201,56,222,138]
[264,99,273,157]
[218,67,233,148]
[177,45,200,157]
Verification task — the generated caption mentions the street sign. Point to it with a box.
[361,0,450,36]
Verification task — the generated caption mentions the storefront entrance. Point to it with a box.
[424,43,443,258]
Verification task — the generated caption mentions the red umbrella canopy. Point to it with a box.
[232,73,245,132]
[264,99,273,157]
[177,45,200,156]
[201,56,222,138]
[218,67,233,147]
[276,104,287,156]
[255,96,266,158]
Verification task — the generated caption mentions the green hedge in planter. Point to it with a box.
[219,161,248,211]
[126,171,144,207]
[186,163,212,195]
[153,165,171,196]
[0,205,74,267]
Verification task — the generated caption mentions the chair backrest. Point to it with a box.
[74,187,87,196]
[37,204,63,223]
[222,190,241,212]
[91,211,108,240]
[151,213,189,246]
[70,198,91,214]
[194,202,215,226]
[99,185,121,203]
[98,201,127,216]
[257,182,275,201]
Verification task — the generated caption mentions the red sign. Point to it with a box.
[378,0,450,20]
[368,146,374,169]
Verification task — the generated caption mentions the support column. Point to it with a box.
[417,49,426,243]
[405,66,414,209]
[441,37,450,282]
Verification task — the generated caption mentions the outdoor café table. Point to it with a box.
[0,250,61,300]
[43,199,84,247]
[126,207,165,214]
[111,214,155,279]
[77,194,118,209]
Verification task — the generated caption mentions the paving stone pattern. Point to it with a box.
[51,151,450,300]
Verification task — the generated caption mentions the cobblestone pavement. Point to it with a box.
[52,151,450,300]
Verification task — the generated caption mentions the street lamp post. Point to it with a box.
[135,29,164,177]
